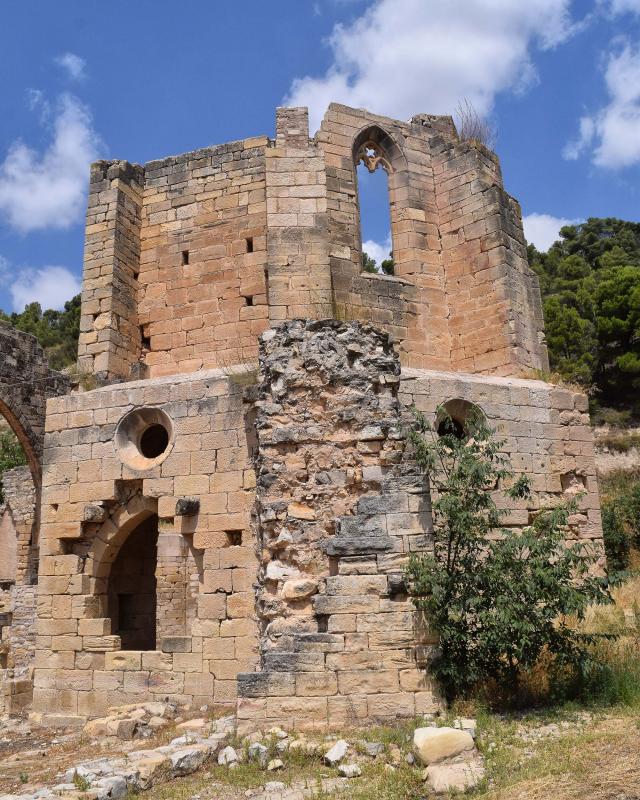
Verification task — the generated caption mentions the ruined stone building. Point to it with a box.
[0,104,603,730]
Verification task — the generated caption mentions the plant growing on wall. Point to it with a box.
[405,408,613,702]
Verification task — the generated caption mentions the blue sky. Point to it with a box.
[0,0,639,313]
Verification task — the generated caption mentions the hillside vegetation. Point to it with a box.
[0,294,80,372]
[528,218,640,417]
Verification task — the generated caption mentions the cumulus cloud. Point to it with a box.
[0,93,103,232]
[362,234,392,265]
[55,52,86,81]
[564,40,640,169]
[522,213,581,251]
[286,0,576,131]
[9,264,81,312]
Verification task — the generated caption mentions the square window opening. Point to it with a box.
[225,530,243,546]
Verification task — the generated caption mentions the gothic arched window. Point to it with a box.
[355,139,395,276]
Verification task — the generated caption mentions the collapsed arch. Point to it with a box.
[0,323,70,570]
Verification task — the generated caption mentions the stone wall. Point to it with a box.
[78,140,271,382]
[0,586,37,714]
[236,320,440,734]
[0,467,38,715]
[74,104,548,383]
[399,369,603,549]
[317,104,548,373]
[0,466,37,584]
[235,321,602,734]
[32,369,260,725]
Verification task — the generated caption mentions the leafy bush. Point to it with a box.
[601,504,630,575]
[600,473,640,575]
[405,408,613,703]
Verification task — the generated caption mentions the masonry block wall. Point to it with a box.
[32,371,259,724]
[0,467,38,714]
[235,322,602,734]
[75,104,548,383]
[399,370,603,547]
[0,466,37,584]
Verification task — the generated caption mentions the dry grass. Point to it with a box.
[518,368,587,394]
[595,430,640,453]
[480,717,640,800]
[455,98,497,150]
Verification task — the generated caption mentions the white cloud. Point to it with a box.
[607,0,640,14]
[285,0,576,132]
[562,116,595,160]
[9,264,81,312]
[0,93,103,232]
[362,234,392,265]
[55,52,86,81]
[565,41,640,169]
[522,213,581,251]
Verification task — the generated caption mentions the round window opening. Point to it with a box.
[140,424,170,459]
[115,408,174,470]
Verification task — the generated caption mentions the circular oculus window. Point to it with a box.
[115,408,174,470]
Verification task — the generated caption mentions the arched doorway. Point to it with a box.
[107,514,159,651]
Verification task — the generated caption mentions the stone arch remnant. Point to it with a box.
[0,321,70,492]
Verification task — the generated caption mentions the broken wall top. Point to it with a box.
[77,103,548,384]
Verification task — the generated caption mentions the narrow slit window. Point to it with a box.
[246,237,254,253]
[245,295,254,307]
[181,250,189,266]
[356,141,394,276]
[140,326,151,350]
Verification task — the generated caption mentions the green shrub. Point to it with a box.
[600,474,640,573]
[602,503,631,574]
[405,408,613,703]
[577,637,640,707]
[592,406,633,428]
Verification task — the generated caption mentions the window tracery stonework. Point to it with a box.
[355,140,392,173]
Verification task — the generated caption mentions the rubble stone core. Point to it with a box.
[14,102,603,730]
[237,319,439,732]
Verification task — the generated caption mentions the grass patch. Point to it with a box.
[598,468,640,501]
[519,369,586,393]
[476,714,640,800]
[595,431,640,453]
